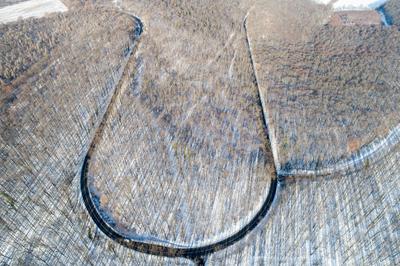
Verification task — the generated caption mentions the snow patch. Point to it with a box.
[0,0,68,24]
[333,0,388,10]
[312,0,388,10]
[377,7,390,25]
[313,0,333,4]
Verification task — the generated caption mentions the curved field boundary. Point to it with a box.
[279,124,400,177]
[80,10,279,261]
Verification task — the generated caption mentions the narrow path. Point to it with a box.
[80,11,279,262]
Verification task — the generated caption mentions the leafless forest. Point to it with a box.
[0,0,399,264]
[247,0,400,173]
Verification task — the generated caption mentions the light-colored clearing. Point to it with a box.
[333,0,388,10]
[0,0,67,24]
[312,0,388,10]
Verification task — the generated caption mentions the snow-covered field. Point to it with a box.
[0,0,67,24]
[333,0,388,10]
[313,0,388,10]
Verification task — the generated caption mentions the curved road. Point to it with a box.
[80,12,279,263]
